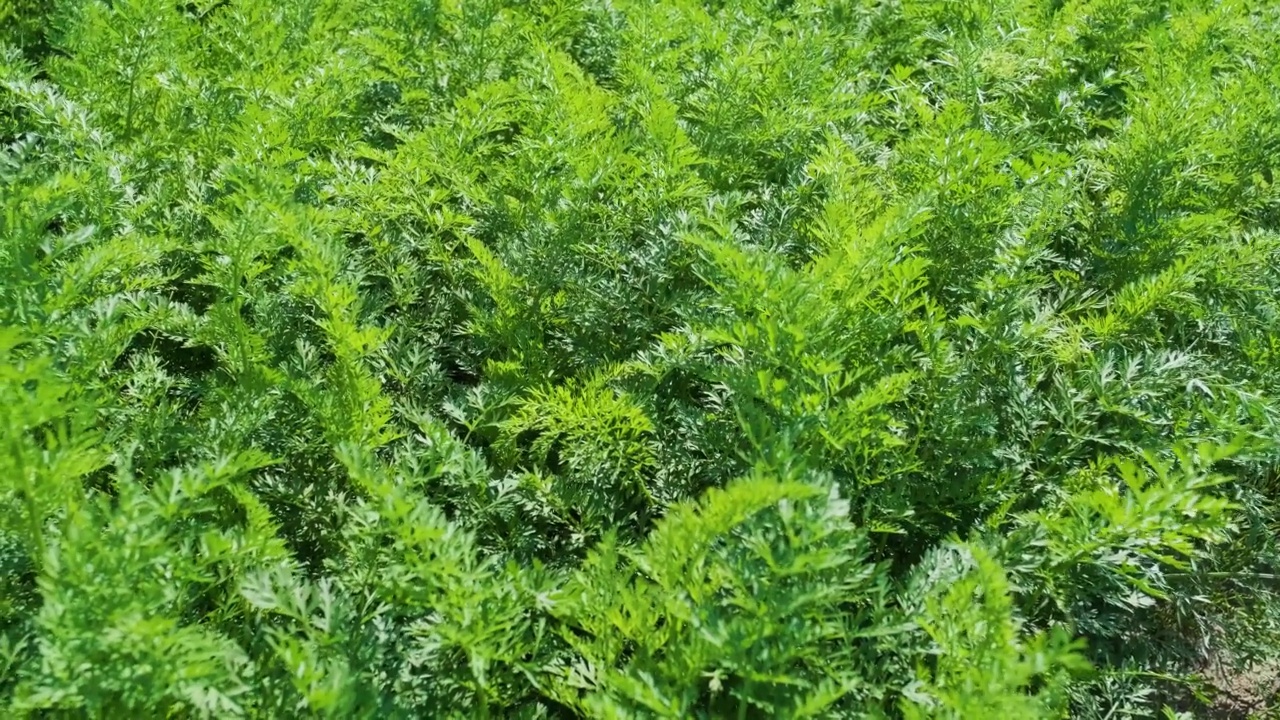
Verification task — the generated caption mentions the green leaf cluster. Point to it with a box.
[2,0,1279,717]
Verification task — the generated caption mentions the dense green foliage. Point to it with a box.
[3,0,1280,716]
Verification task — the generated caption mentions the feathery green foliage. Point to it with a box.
[2,0,1279,717]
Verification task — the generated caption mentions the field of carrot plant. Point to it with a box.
[3,0,1280,717]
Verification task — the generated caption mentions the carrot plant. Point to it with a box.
[3,0,1279,717]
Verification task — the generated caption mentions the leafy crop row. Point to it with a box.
[2,0,1279,717]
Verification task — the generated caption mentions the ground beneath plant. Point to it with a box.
[1205,657,1280,718]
